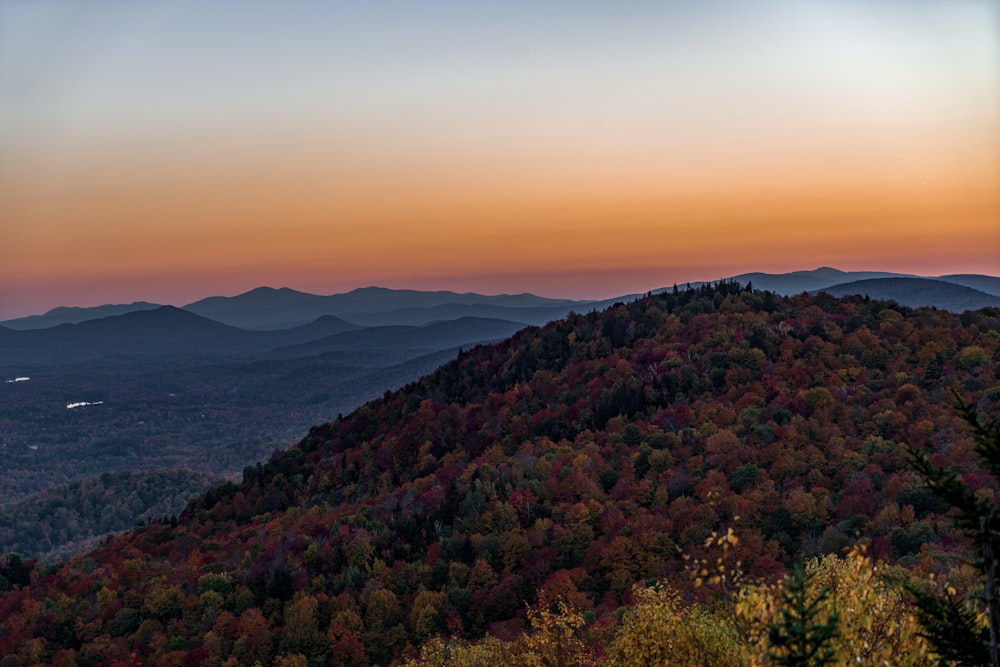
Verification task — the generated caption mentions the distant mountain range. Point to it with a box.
[2,268,997,336]
[183,286,597,330]
[3,287,602,331]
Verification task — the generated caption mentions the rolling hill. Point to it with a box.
[0,302,164,331]
[708,267,1000,300]
[816,277,1000,312]
[0,306,265,365]
[936,273,1000,296]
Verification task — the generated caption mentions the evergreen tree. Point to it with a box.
[766,562,839,667]
[906,394,1000,666]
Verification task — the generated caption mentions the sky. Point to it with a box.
[1,0,998,320]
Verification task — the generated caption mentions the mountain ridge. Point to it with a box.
[5,269,998,331]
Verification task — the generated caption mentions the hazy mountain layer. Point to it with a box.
[5,270,997,332]
[816,277,1000,312]
[182,286,591,330]
[1,302,163,331]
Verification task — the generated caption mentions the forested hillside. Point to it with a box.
[1,283,997,666]
[0,470,225,562]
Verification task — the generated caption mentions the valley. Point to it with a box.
[0,294,547,560]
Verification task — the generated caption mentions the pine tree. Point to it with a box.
[906,393,1000,666]
[766,562,839,667]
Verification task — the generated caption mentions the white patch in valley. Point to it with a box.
[67,401,104,409]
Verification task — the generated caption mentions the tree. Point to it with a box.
[906,394,1000,666]
[607,584,746,666]
[280,594,327,664]
[764,563,839,667]
[737,548,931,666]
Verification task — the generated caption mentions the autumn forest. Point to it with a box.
[2,283,999,666]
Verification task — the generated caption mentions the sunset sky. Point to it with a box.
[2,1,998,320]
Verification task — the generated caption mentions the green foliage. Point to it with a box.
[907,585,989,666]
[765,563,839,667]
[906,394,1000,666]
[738,549,931,666]
[0,469,224,561]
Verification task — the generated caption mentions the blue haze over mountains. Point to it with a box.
[4,268,999,333]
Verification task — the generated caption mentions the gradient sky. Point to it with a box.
[1,0,998,320]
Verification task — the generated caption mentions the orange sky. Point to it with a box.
[1,1,998,319]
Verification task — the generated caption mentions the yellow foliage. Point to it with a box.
[403,548,935,667]
[518,598,594,667]
[402,597,595,667]
[607,585,748,667]
[410,589,448,640]
[685,524,742,592]
[736,547,933,666]
[401,635,514,667]
[95,585,116,607]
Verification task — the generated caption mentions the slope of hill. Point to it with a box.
[269,317,527,358]
[281,314,363,340]
[0,302,163,331]
[0,340,463,506]
[1,283,996,665]
[0,469,225,562]
[817,277,1000,312]
[937,273,1000,296]
[340,302,584,327]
